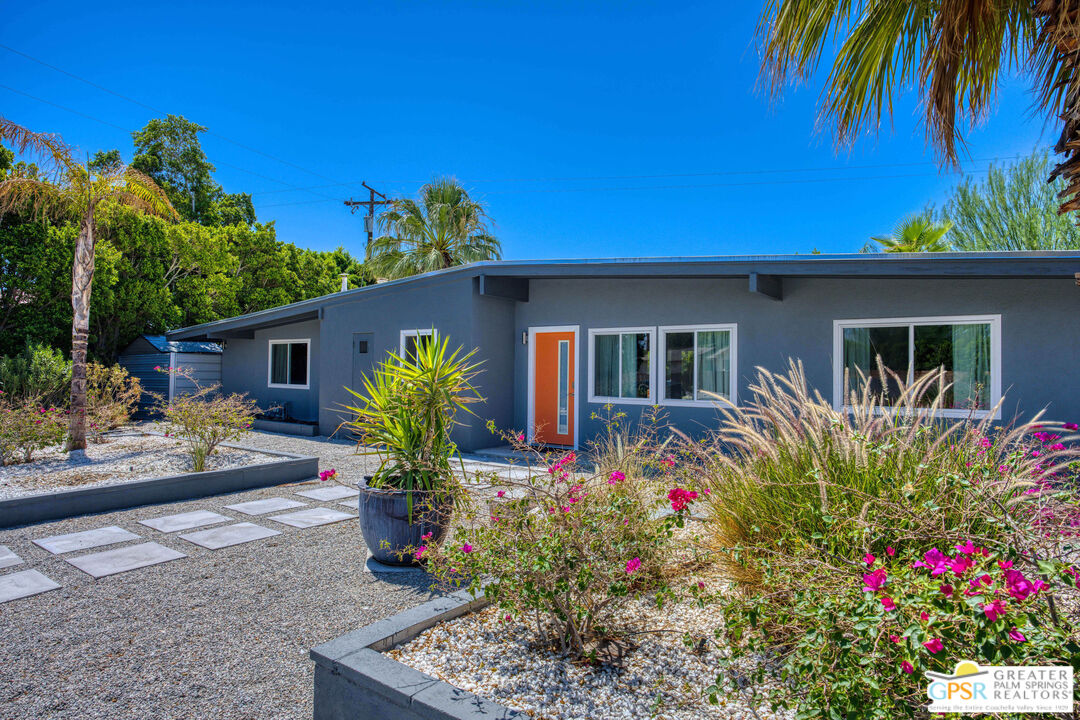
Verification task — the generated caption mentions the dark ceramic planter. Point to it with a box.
[357,477,453,566]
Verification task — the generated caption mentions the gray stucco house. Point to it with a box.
[166,252,1080,451]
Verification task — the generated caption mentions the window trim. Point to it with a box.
[831,314,1002,419]
[399,328,437,358]
[657,324,739,407]
[586,326,657,405]
[267,338,311,390]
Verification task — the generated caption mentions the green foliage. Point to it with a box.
[425,423,685,659]
[159,367,257,472]
[0,343,72,406]
[865,213,952,253]
[944,151,1080,251]
[367,176,501,280]
[85,362,141,442]
[0,397,66,464]
[340,335,483,507]
[0,218,72,356]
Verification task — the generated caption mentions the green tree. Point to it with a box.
[367,177,500,280]
[756,2,1080,216]
[943,151,1080,250]
[0,118,177,452]
[865,214,952,253]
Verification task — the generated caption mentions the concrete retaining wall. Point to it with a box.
[252,418,319,436]
[0,440,318,529]
[310,590,521,720]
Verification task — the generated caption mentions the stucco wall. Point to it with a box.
[512,276,1080,445]
[220,319,321,421]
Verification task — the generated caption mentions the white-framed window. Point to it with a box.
[658,324,738,406]
[399,328,436,360]
[832,315,1001,418]
[587,327,655,404]
[267,339,310,389]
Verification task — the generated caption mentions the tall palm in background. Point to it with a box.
[366,177,500,280]
[866,215,952,253]
[0,118,177,452]
[756,1,1080,217]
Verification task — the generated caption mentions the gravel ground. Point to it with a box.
[0,428,446,720]
[0,432,275,500]
[388,593,791,720]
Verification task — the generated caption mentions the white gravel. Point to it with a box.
[0,431,275,500]
[388,593,793,720]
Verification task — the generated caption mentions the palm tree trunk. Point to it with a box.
[67,211,95,453]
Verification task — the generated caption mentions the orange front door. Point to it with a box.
[533,330,575,446]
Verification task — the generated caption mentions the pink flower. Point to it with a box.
[864,552,876,566]
[461,543,473,554]
[923,638,944,654]
[998,560,1013,570]
[413,545,427,560]
[1007,627,1027,642]
[1064,423,1078,431]
[667,487,698,512]
[889,634,901,643]
[901,661,915,674]
[516,433,525,442]
[660,455,676,468]
[625,557,641,574]
[920,611,930,621]
[880,596,896,611]
[496,490,505,498]
[886,546,896,557]
[608,470,625,485]
[951,555,974,576]
[1003,568,1045,601]
[979,437,992,448]
[318,469,337,482]
[697,581,705,590]
[862,568,887,593]
[913,548,953,576]
[421,532,434,541]
[504,614,512,622]
[983,599,1008,622]
[955,541,976,555]
[940,584,954,597]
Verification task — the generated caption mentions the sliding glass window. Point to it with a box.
[589,328,653,403]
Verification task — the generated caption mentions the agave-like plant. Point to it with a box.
[0,117,178,452]
[339,334,484,515]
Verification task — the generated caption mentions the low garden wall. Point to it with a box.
[0,442,318,529]
[310,590,520,720]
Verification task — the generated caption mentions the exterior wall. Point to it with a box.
[221,319,321,421]
[317,276,516,448]
[117,353,169,407]
[512,276,1080,445]
[171,352,222,397]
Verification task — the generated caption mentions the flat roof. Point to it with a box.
[167,251,1080,339]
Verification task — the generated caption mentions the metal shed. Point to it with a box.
[118,334,222,407]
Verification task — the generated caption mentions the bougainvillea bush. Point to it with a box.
[695,361,1080,717]
[85,363,142,443]
[0,395,67,464]
[157,367,257,472]
[422,416,700,660]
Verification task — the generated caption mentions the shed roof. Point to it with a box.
[140,334,222,354]
[167,251,1080,340]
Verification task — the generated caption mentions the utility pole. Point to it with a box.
[344,182,392,250]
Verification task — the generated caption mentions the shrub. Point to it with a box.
[694,360,1080,717]
[0,343,71,406]
[0,396,67,464]
[339,334,482,514]
[423,417,692,660]
[158,368,257,472]
[85,363,141,442]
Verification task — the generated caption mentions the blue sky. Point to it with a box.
[1,1,1051,258]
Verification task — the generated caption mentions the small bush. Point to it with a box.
[424,416,693,660]
[85,363,141,442]
[158,368,257,472]
[0,343,71,406]
[0,396,67,464]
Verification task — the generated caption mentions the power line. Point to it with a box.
[0,43,355,187]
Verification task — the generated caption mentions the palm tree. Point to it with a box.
[366,177,500,280]
[0,118,177,453]
[756,2,1080,216]
[866,215,953,253]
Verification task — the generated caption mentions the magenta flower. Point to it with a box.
[413,545,427,560]
[496,490,506,498]
[461,543,473,554]
[913,547,953,576]
[923,638,944,654]
[1064,423,1078,431]
[625,557,641,574]
[951,555,974,576]
[889,634,901,643]
[982,599,1008,622]
[318,468,337,482]
[886,546,896,557]
[421,531,433,541]
[667,487,698,512]
[608,470,625,485]
[940,584,954,597]
[863,552,876,566]
[901,661,915,674]
[880,596,896,611]
[1003,568,1046,601]
[862,568,887,593]
[1007,627,1027,642]
[516,433,525,442]
[955,540,976,555]
[998,560,1013,570]
[979,437,992,448]
[920,611,930,621]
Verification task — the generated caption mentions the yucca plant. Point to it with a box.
[341,334,483,515]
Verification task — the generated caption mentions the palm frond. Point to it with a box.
[0,116,79,180]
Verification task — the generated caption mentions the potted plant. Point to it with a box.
[341,334,482,565]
